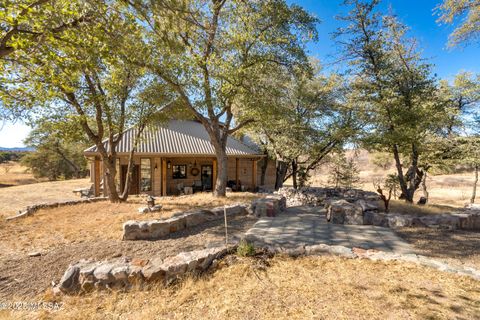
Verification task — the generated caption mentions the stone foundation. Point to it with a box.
[251,195,287,217]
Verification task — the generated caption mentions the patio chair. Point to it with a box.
[176,182,184,195]
[192,180,203,193]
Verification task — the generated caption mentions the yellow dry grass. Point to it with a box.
[3,255,479,320]
[383,200,461,216]
[0,177,91,216]
[0,193,261,256]
[0,162,41,186]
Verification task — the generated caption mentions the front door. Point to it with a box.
[201,165,213,191]
[121,165,139,195]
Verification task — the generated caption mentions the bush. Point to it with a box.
[236,240,256,257]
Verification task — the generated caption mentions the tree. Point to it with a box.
[437,0,480,47]
[336,0,449,203]
[125,0,318,196]
[2,0,171,202]
[0,0,92,120]
[244,62,357,190]
[328,152,360,189]
[21,116,89,180]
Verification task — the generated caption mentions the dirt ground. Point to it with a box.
[3,256,479,320]
[0,214,257,300]
[0,178,91,216]
[0,193,261,300]
[395,227,480,270]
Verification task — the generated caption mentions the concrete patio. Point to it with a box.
[245,206,413,254]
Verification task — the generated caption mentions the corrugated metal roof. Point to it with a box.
[84,120,261,156]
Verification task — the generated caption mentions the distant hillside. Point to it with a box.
[0,146,34,152]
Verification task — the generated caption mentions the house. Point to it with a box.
[84,120,276,196]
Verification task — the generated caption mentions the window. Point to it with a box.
[172,165,187,179]
[140,158,152,191]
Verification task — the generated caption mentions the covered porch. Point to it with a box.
[89,155,261,197]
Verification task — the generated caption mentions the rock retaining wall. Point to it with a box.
[123,204,249,240]
[263,243,480,281]
[364,211,480,230]
[251,195,287,217]
[5,197,108,221]
[56,246,230,294]
[277,187,379,207]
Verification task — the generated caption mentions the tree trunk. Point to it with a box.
[472,164,479,204]
[392,144,412,203]
[291,158,298,190]
[275,160,288,190]
[102,156,121,203]
[214,148,228,197]
[422,171,429,203]
[260,152,268,186]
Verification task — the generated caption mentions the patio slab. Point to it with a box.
[245,206,414,254]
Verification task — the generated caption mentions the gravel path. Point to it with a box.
[0,215,256,300]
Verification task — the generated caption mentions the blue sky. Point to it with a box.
[0,0,478,148]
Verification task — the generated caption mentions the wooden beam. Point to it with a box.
[212,158,217,191]
[161,158,167,196]
[252,159,257,192]
[94,158,100,197]
[235,158,239,190]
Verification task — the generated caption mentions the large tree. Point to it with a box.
[125,0,318,196]
[437,0,480,47]
[2,0,171,202]
[337,0,449,203]
[244,63,357,190]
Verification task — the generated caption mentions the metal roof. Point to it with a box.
[84,120,261,156]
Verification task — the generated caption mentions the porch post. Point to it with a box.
[235,158,239,190]
[252,159,257,192]
[94,157,101,197]
[161,158,167,196]
[212,158,217,191]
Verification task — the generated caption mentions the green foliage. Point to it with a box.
[371,152,392,170]
[236,240,256,257]
[328,152,361,189]
[20,117,89,180]
[437,0,480,47]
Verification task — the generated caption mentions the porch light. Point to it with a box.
[154,162,158,170]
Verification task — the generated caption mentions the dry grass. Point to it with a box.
[0,162,42,187]
[0,193,261,257]
[3,255,479,320]
[382,200,461,216]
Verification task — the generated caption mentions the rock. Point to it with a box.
[28,252,41,257]
[141,257,166,282]
[417,197,427,205]
[138,207,150,213]
[327,200,363,225]
[58,265,81,294]
[93,263,115,283]
[166,216,186,233]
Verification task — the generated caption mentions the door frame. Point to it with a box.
[201,165,213,191]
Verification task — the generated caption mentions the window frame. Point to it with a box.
[172,164,187,179]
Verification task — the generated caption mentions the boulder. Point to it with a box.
[58,265,81,294]
[327,200,363,225]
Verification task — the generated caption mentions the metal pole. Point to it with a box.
[224,205,228,249]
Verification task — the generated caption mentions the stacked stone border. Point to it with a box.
[122,195,287,241]
[56,245,233,294]
[256,242,480,281]
[5,197,108,221]
[56,240,479,295]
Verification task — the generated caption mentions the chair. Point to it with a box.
[176,182,184,195]
[192,180,203,193]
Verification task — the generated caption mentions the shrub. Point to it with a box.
[236,240,255,257]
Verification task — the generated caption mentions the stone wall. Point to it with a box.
[56,245,230,294]
[123,204,249,240]
[251,195,287,217]
[5,197,108,221]
[277,187,379,207]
